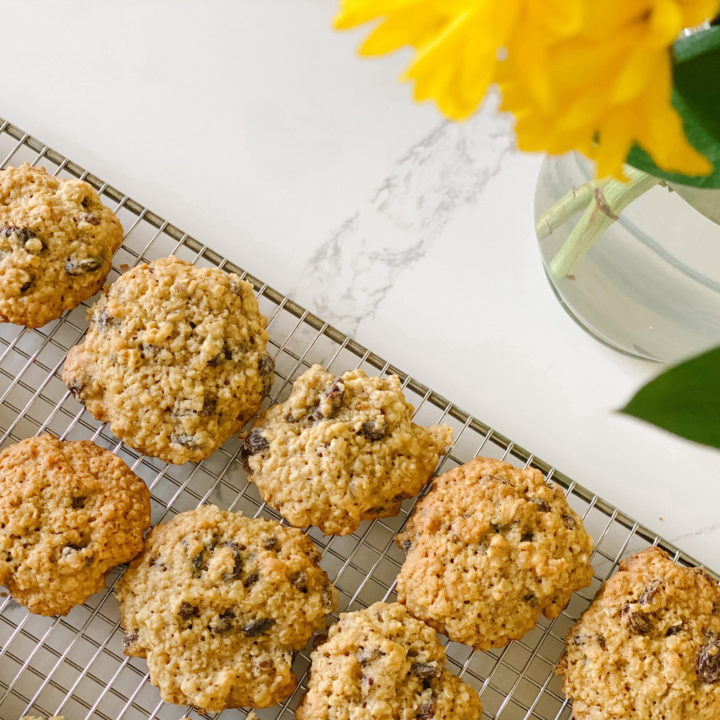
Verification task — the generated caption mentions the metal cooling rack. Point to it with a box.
[0,118,714,720]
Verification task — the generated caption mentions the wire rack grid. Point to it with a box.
[0,118,714,720]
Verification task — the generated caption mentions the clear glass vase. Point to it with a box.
[535,152,720,363]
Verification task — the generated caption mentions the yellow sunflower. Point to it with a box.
[334,0,719,178]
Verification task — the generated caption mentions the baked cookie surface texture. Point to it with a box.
[62,256,274,464]
[0,434,150,616]
[241,364,452,535]
[0,163,123,327]
[115,505,337,712]
[557,546,720,720]
[395,457,594,651]
[296,601,482,720]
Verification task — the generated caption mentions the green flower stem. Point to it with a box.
[548,167,662,279]
[535,178,607,239]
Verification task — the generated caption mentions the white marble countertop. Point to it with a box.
[3,0,719,569]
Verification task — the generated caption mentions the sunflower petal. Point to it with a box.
[642,65,713,175]
[527,0,584,36]
[611,46,662,104]
[335,0,716,179]
[593,109,636,178]
[334,0,414,29]
[648,0,685,47]
[359,7,447,54]
[404,7,501,118]
[678,0,720,27]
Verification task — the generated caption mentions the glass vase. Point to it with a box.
[535,152,720,363]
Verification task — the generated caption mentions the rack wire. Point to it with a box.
[0,118,714,720]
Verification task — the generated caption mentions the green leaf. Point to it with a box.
[621,346,720,449]
[626,26,720,189]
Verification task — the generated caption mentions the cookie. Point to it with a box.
[0,163,123,327]
[115,504,337,711]
[241,364,452,535]
[557,546,720,720]
[0,434,150,616]
[296,601,482,720]
[395,457,594,651]
[62,256,274,464]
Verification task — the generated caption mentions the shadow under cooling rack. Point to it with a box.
[0,118,714,720]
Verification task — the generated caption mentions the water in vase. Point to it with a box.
[535,153,720,363]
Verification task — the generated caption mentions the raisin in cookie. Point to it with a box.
[557,546,720,720]
[0,163,123,328]
[0,434,150,616]
[296,601,482,720]
[395,457,594,651]
[62,256,274,464]
[241,365,452,535]
[116,505,337,711]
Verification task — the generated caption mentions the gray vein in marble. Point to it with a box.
[299,95,514,335]
[672,522,720,542]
